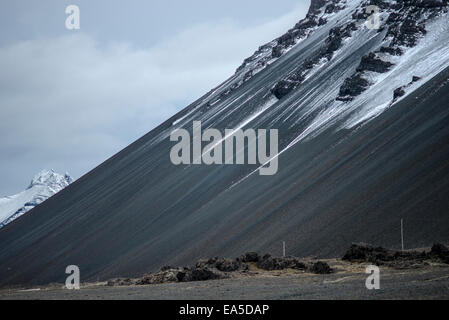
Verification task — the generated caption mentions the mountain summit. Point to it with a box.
[0,170,73,228]
[1,0,449,286]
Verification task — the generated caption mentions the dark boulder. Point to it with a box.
[394,87,406,99]
[430,243,449,263]
[241,252,261,263]
[257,255,306,271]
[195,256,248,272]
[189,267,225,281]
[308,261,333,274]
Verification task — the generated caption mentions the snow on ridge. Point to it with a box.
[0,170,73,228]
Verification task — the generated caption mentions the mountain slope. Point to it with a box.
[0,0,449,286]
[0,170,73,228]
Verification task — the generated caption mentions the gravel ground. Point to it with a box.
[1,261,448,300]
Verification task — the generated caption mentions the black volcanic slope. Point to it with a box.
[1,0,449,286]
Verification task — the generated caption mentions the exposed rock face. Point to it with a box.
[379,46,403,56]
[228,0,448,103]
[233,0,348,100]
[271,73,306,100]
[336,0,448,102]
[271,22,357,100]
[308,0,328,15]
[356,53,393,73]
[393,75,423,101]
[337,74,370,100]
[393,87,406,99]
[337,51,394,101]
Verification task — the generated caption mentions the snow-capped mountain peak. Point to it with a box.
[0,170,73,228]
[28,169,73,191]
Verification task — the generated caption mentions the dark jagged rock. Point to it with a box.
[215,258,248,272]
[308,0,327,15]
[402,0,448,8]
[233,0,351,98]
[107,278,134,286]
[430,243,449,263]
[393,76,423,100]
[189,267,225,281]
[135,269,180,285]
[318,17,328,26]
[322,23,357,61]
[356,53,393,73]
[338,74,370,100]
[370,0,392,10]
[380,46,403,56]
[271,20,358,100]
[338,50,394,101]
[322,27,344,60]
[271,74,306,100]
[395,18,427,47]
[343,243,394,263]
[241,252,261,263]
[133,266,227,285]
[257,255,306,271]
[195,257,248,272]
[308,261,333,274]
[342,243,449,268]
[394,87,406,99]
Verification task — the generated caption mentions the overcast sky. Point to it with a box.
[0,0,310,195]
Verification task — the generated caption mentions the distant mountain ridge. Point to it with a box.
[0,170,73,228]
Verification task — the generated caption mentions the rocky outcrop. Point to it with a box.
[338,50,394,101]
[272,22,357,100]
[393,87,406,99]
[429,243,449,263]
[342,243,449,268]
[392,75,422,101]
[337,74,370,101]
[196,257,248,272]
[337,0,448,102]
[256,254,307,271]
[230,0,349,101]
[108,266,227,286]
[308,0,327,15]
[356,53,393,73]
[308,261,333,274]
[107,252,333,286]
[254,254,333,274]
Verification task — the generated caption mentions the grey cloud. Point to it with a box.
[0,3,308,195]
